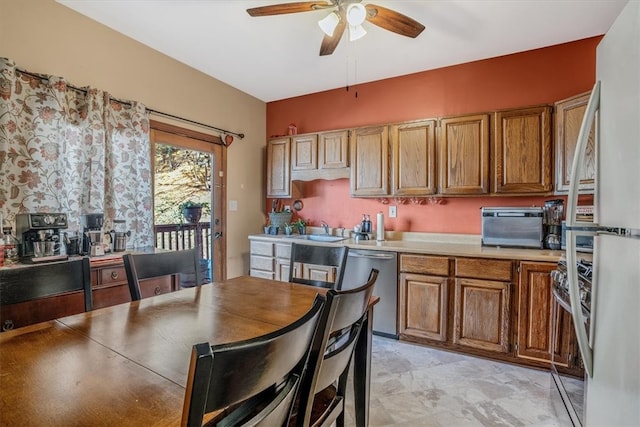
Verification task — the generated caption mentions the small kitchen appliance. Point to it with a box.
[81,213,110,257]
[543,199,564,249]
[110,220,131,252]
[481,207,544,248]
[15,213,68,263]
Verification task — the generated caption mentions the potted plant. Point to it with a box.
[283,223,294,236]
[178,201,210,224]
[293,218,307,235]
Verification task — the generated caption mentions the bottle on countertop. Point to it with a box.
[361,214,372,233]
[2,223,19,265]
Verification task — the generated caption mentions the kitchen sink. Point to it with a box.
[286,234,349,242]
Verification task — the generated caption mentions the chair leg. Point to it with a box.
[353,308,373,427]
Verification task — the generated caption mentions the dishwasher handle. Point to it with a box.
[348,252,395,260]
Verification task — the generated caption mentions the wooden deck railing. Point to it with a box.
[154,223,211,260]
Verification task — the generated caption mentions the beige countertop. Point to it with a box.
[249,231,563,263]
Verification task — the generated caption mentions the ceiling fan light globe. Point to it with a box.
[346,3,366,26]
[318,12,340,36]
[349,24,367,41]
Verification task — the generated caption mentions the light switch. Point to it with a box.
[389,206,397,218]
[229,200,238,211]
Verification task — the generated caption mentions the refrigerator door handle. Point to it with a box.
[565,80,599,378]
[566,80,600,229]
[566,230,594,377]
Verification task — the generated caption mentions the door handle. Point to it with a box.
[214,232,223,239]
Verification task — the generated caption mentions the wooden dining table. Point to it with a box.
[0,276,377,426]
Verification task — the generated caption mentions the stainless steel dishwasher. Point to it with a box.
[342,249,398,338]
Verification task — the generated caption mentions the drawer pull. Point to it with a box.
[2,320,14,331]
[154,286,161,295]
[111,271,119,280]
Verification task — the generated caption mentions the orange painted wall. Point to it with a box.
[265,37,601,234]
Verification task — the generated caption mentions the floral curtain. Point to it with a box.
[0,57,153,249]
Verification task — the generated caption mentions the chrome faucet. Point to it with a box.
[321,221,329,235]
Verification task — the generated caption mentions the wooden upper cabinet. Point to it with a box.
[390,120,437,196]
[266,137,291,197]
[318,130,349,169]
[554,92,595,193]
[438,114,490,195]
[350,126,389,197]
[291,134,317,171]
[493,105,553,194]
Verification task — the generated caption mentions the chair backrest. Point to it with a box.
[0,257,92,311]
[181,295,325,427]
[294,268,378,427]
[288,243,349,290]
[123,249,201,301]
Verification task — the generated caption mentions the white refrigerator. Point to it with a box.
[565,1,640,426]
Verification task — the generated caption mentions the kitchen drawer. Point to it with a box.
[455,257,512,281]
[139,277,173,299]
[400,254,449,276]
[92,283,131,309]
[275,242,292,259]
[250,241,274,257]
[250,269,275,280]
[250,255,274,272]
[99,266,127,286]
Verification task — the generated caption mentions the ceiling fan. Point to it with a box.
[246,1,425,56]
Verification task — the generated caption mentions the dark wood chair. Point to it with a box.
[181,295,325,427]
[123,249,201,301]
[292,268,379,427]
[0,257,92,331]
[288,243,349,290]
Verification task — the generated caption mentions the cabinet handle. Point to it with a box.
[111,271,119,279]
[154,286,161,295]
[2,320,14,331]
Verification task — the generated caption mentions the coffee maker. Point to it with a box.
[81,213,111,256]
[15,213,68,263]
[543,199,564,250]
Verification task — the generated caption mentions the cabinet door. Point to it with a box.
[291,134,318,171]
[318,130,348,169]
[453,278,511,353]
[516,262,555,363]
[554,92,596,193]
[350,126,389,196]
[552,298,581,371]
[438,114,490,195]
[399,273,448,342]
[266,137,291,197]
[391,120,437,196]
[302,264,336,283]
[493,105,552,194]
[275,258,291,282]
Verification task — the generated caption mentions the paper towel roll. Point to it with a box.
[376,211,385,241]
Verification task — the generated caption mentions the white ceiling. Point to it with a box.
[57,0,627,103]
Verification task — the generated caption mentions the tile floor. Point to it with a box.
[345,336,569,426]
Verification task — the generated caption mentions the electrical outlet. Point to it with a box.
[389,206,397,218]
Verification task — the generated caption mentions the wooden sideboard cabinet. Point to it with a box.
[438,113,491,195]
[399,254,450,342]
[493,105,553,194]
[453,257,513,354]
[554,91,596,193]
[91,259,176,309]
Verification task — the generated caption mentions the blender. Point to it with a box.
[543,199,564,250]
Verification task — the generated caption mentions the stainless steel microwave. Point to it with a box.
[481,207,544,249]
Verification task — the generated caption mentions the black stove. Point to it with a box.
[551,258,593,313]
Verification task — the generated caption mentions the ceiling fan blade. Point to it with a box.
[319,11,347,56]
[365,4,425,38]
[247,2,333,17]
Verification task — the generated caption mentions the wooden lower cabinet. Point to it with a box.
[516,261,555,362]
[453,278,511,353]
[399,273,449,342]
